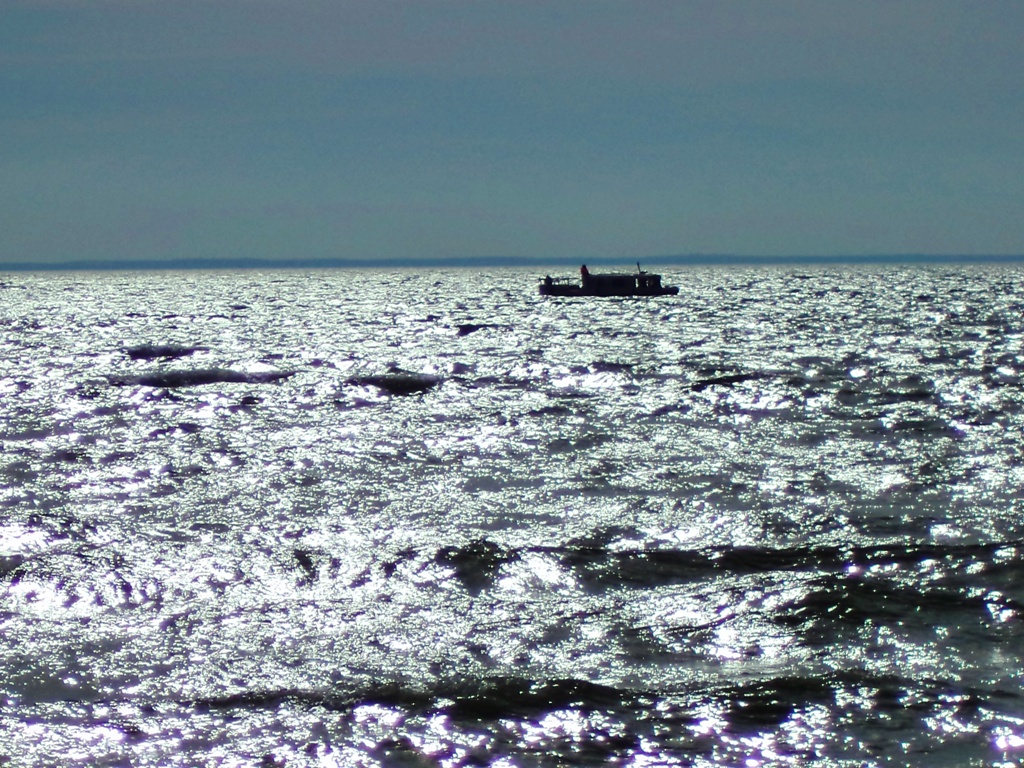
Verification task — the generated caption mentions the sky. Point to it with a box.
[2,0,1023,267]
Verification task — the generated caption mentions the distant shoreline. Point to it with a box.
[1,253,1023,272]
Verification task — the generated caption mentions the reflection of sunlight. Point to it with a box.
[472,426,501,452]
[924,698,979,738]
[352,704,404,728]
[711,625,744,661]
[734,733,784,767]
[9,269,1024,766]
[0,524,49,556]
[627,752,688,767]
[690,702,729,737]
[688,699,830,766]
[527,553,568,585]
[550,372,622,392]
[497,553,573,594]
[987,598,1016,624]
[9,580,66,618]
[418,714,457,764]
[993,727,1024,750]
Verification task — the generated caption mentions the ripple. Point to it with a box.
[4,266,1024,765]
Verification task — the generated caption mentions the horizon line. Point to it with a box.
[2,253,1024,273]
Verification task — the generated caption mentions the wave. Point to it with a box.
[372,531,1024,596]
[124,344,203,360]
[436,539,518,594]
[183,667,1010,744]
[110,368,295,388]
[345,373,441,395]
[552,538,1024,588]
[455,322,506,337]
[189,675,639,720]
[690,372,767,392]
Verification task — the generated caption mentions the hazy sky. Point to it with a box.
[2,1,1023,265]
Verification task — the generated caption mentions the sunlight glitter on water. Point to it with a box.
[5,266,1024,764]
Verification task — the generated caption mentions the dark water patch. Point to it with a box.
[2,459,38,484]
[874,388,937,405]
[549,538,1024,589]
[618,623,695,663]
[187,688,379,713]
[479,375,536,391]
[188,676,639,726]
[527,404,574,417]
[776,572,1023,643]
[712,670,999,737]
[919,347,975,364]
[456,323,505,336]
[590,360,635,373]
[777,576,934,630]
[649,402,691,417]
[345,373,441,395]
[124,344,202,360]
[166,463,206,478]
[148,421,204,438]
[690,372,765,392]
[724,676,833,733]
[230,395,262,411]
[111,368,295,388]
[0,554,27,581]
[456,374,500,389]
[889,418,962,437]
[447,677,636,721]
[377,547,418,579]
[557,545,833,588]
[292,548,320,583]
[437,539,518,594]
[992,352,1024,370]
[44,448,90,465]
[835,384,938,407]
[547,432,611,453]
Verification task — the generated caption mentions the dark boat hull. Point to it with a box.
[538,283,679,297]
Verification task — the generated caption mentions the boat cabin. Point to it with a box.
[539,264,678,297]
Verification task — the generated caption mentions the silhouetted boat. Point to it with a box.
[539,264,679,297]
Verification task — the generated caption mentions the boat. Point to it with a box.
[538,263,679,297]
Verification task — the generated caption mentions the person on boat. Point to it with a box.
[580,264,590,287]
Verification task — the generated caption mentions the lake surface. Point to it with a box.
[3,265,1024,766]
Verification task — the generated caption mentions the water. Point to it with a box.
[2,265,1024,766]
